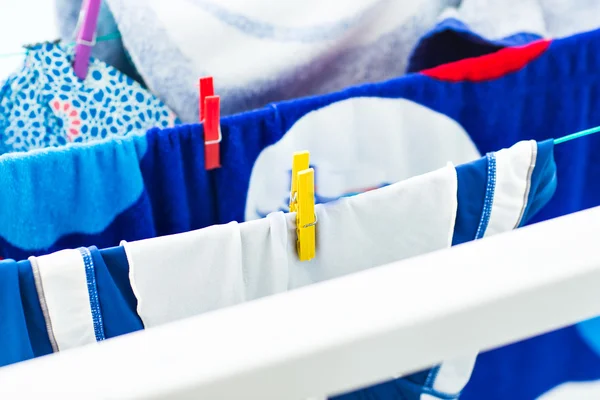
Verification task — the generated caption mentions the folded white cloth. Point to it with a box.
[125,140,539,329]
[124,163,458,327]
[121,140,538,399]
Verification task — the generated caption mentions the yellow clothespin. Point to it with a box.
[289,151,310,213]
[290,151,316,261]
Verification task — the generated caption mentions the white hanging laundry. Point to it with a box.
[124,141,539,329]
[124,163,459,327]
[27,140,545,399]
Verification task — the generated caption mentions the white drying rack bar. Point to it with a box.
[3,207,600,399]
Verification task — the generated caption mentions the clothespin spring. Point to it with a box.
[302,214,318,228]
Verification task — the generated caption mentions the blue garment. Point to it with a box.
[407,17,543,73]
[0,42,178,154]
[0,246,143,365]
[0,259,34,366]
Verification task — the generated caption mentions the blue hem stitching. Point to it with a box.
[78,247,106,342]
[475,152,496,239]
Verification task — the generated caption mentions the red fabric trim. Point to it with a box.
[421,39,551,82]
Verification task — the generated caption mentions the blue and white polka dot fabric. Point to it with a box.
[0,42,178,154]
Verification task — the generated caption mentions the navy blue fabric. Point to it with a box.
[17,259,52,358]
[520,140,558,225]
[452,156,488,246]
[464,325,600,400]
[90,246,143,337]
[99,246,139,318]
[0,260,34,366]
[406,18,543,73]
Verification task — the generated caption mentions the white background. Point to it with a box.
[0,0,58,80]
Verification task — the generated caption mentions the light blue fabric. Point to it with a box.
[0,42,177,154]
[0,134,147,251]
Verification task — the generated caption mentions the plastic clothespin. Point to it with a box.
[73,0,102,80]
[199,77,221,170]
[290,151,316,261]
[199,77,214,121]
[289,151,310,212]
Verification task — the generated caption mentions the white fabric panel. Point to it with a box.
[427,353,478,395]
[485,140,536,237]
[538,380,600,399]
[245,97,479,221]
[124,222,245,328]
[33,249,95,351]
[287,164,458,289]
[125,164,458,329]
[239,212,289,299]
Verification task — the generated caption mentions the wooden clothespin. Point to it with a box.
[290,151,316,261]
[199,76,221,170]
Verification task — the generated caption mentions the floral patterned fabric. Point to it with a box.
[0,42,178,154]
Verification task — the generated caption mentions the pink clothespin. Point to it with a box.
[73,0,102,80]
[199,77,221,170]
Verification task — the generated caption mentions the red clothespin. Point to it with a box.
[199,77,221,170]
